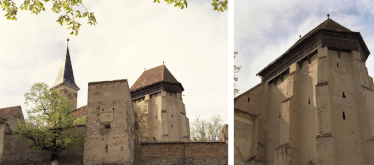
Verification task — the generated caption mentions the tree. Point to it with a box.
[14,82,85,165]
[134,103,155,142]
[0,0,228,36]
[154,0,228,12]
[190,114,224,141]
[234,51,242,97]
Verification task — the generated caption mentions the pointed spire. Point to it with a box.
[51,41,80,90]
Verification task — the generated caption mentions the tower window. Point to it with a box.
[171,124,173,128]
[150,94,152,99]
[113,108,115,111]
[248,97,250,102]
[102,109,104,111]
[343,92,346,98]
[343,111,346,120]
[308,98,310,104]
[337,63,339,67]
[172,114,173,117]
[156,116,157,118]
[68,93,73,99]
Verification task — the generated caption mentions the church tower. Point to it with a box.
[130,64,190,141]
[51,40,80,110]
[234,17,374,165]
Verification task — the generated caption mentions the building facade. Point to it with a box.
[235,18,374,165]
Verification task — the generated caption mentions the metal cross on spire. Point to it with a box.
[67,38,69,47]
[327,14,330,19]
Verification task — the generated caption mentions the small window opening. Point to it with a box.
[105,124,111,129]
[105,145,108,153]
[171,124,173,128]
[172,114,173,117]
[150,94,152,99]
[156,116,157,118]
[113,108,115,111]
[308,98,310,104]
[248,97,250,102]
[343,111,346,120]
[102,109,104,111]
[337,63,339,67]
[343,92,346,98]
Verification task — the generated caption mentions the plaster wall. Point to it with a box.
[266,73,288,165]
[327,50,364,165]
[298,54,318,164]
[84,80,135,165]
[234,113,253,165]
[132,91,189,142]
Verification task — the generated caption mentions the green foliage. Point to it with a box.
[153,0,228,12]
[190,114,224,141]
[211,0,228,12]
[234,52,241,97]
[0,0,96,35]
[14,82,85,158]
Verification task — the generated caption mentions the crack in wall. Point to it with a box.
[344,119,363,165]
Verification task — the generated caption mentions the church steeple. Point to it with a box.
[51,41,79,90]
[51,40,80,110]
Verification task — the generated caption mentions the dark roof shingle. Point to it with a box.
[51,47,80,90]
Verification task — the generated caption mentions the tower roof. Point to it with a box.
[130,65,181,91]
[51,47,80,90]
[256,18,370,82]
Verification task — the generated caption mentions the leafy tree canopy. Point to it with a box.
[0,0,228,36]
[14,82,85,163]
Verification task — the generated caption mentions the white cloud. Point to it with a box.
[0,1,228,124]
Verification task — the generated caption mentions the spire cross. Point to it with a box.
[67,38,69,47]
[327,14,330,19]
[163,61,164,65]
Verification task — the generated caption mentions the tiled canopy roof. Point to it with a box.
[130,65,180,91]
[0,106,21,122]
[52,47,80,90]
[72,105,87,119]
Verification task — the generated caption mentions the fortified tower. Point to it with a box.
[234,17,374,165]
[130,64,190,141]
[51,41,80,110]
[84,79,136,164]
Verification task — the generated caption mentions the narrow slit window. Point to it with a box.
[102,109,104,111]
[343,111,346,120]
[308,98,310,104]
[337,63,339,67]
[248,97,250,102]
[171,124,173,128]
[343,92,346,98]
[105,124,111,129]
[172,114,173,117]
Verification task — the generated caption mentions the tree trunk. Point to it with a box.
[51,153,58,165]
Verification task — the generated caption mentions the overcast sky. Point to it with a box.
[0,0,228,124]
[235,0,374,98]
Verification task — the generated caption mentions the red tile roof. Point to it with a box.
[130,65,180,91]
[0,106,21,122]
[72,105,87,118]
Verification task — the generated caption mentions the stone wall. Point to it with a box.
[134,141,228,165]
[0,125,86,165]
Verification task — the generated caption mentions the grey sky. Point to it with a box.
[235,0,374,97]
[0,1,228,124]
